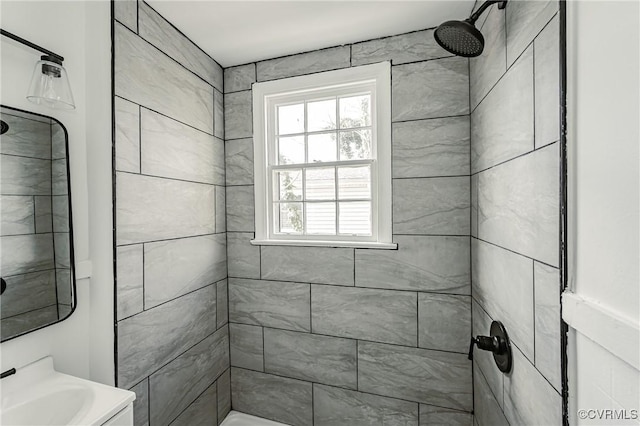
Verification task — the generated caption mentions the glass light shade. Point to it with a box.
[27,57,75,109]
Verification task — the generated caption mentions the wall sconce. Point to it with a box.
[1,29,75,110]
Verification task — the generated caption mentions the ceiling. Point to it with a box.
[146,1,475,67]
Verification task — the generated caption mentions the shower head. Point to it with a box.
[434,0,507,58]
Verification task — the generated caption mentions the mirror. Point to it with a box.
[0,105,76,341]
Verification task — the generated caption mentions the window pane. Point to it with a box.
[278,136,305,164]
[339,95,371,129]
[339,202,371,235]
[339,129,372,160]
[276,170,302,201]
[307,99,336,132]
[276,202,303,234]
[306,168,335,200]
[278,103,304,135]
[338,166,370,199]
[307,202,336,235]
[308,133,337,163]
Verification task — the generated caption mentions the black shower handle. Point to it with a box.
[468,335,507,360]
[1,277,6,295]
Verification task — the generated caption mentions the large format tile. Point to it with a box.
[477,142,559,266]
[231,368,313,426]
[311,285,417,346]
[352,29,452,66]
[0,270,56,319]
[471,174,478,237]
[355,235,470,294]
[0,112,51,159]
[418,293,470,353]
[170,383,217,426]
[503,345,562,425]
[506,0,558,67]
[53,233,70,269]
[261,245,354,285]
[534,14,560,148]
[226,138,254,186]
[51,159,68,195]
[393,177,470,235]
[392,116,470,178]
[115,97,140,173]
[264,328,357,389]
[226,185,254,232]
[116,244,144,320]
[129,379,148,426]
[34,196,52,233]
[224,91,252,140]
[149,326,229,426]
[1,305,58,339]
[0,234,54,276]
[1,155,51,195]
[256,46,350,81]
[473,369,508,426]
[228,278,310,332]
[138,1,223,90]
[471,46,534,173]
[140,108,224,185]
[471,299,503,405]
[51,196,69,233]
[314,384,419,426]
[227,232,260,279]
[114,23,213,134]
[392,57,469,122]
[117,284,217,388]
[358,342,472,411]
[116,172,216,245]
[472,239,534,360]
[214,89,224,139]
[215,186,226,233]
[217,280,228,329]
[225,64,256,93]
[144,234,227,308]
[113,0,136,32]
[419,405,472,426]
[230,323,264,371]
[534,261,561,391]
[217,369,231,424]
[1,196,34,236]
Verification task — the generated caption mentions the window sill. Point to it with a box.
[250,239,397,250]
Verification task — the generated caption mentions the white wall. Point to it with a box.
[0,0,113,384]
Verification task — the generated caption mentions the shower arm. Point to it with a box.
[468,0,508,24]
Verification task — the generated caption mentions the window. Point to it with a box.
[252,62,394,248]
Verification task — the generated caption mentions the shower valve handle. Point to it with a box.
[468,335,506,360]
[466,321,513,373]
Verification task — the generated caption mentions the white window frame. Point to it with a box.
[251,62,395,249]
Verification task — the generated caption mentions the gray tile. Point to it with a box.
[471,300,504,406]
[472,239,534,360]
[418,293,470,353]
[114,0,137,32]
[54,233,70,269]
[231,368,313,426]
[264,328,357,389]
[503,345,562,425]
[55,269,72,306]
[227,232,260,279]
[0,112,51,159]
[477,142,559,266]
[229,278,310,332]
[140,108,224,185]
[117,284,217,389]
[311,285,417,346]
[230,323,264,371]
[217,279,228,329]
[51,121,66,160]
[138,1,223,90]
[214,89,224,139]
[144,234,227,308]
[392,116,470,178]
[471,174,478,238]
[150,326,229,425]
[226,185,254,232]
[215,186,226,233]
[534,262,561,392]
[0,305,58,343]
[217,369,231,424]
[35,196,52,234]
[225,64,256,93]
[225,138,254,185]
[116,172,216,245]
[51,159,68,195]
[473,369,508,426]
[115,97,140,173]
[116,244,144,320]
[356,235,470,294]
[224,91,252,140]
[52,195,69,233]
[470,4,507,110]
[314,384,419,426]
[1,155,51,195]
[471,46,534,173]
[170,383,216,426]
[0,234,54,276]
[506,0,558,67]
[419,405,472,426]
[534,14,560,148]
[129,379,149,426]
[1,196,34,236]
[114,23,214,134]
[352,29,452,66]
[358,342,472,411]
[393,177,470,235]
[257,46,350,82]
[392,57,469,122]
[0,270,56,319]
[261,245,354,285]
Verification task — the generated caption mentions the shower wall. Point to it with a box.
[225,31,473,425]
[112,2,229,425]
[469,1,563,425]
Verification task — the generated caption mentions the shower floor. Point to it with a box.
[220,411,288,426]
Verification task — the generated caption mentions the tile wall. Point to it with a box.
[113,2,229,425]
[225,28,474,426]
[469,1,563,425]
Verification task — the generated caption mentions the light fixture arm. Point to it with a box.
[468,0,508,24]
[1,29,64,63]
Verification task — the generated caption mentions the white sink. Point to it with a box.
[0,357,135,426]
